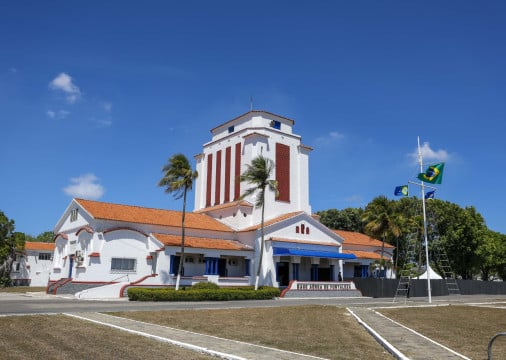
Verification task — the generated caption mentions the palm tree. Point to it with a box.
[158,154,198,290]
[362,196,401,278]
[240,155,278,290]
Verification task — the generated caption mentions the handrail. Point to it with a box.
[488,332,506,360]
[110,274,130,282]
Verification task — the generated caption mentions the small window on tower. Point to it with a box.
[70,209,78,222]
[228,126,235,133]
[270,120,281,130]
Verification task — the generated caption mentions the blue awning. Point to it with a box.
[273,247,356,259]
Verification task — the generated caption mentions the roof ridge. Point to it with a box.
[76,198,184,214]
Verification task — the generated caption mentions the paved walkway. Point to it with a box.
[67,312,326,360]
[348,307,470,360]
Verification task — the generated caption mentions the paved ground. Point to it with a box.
[1,292,505,359]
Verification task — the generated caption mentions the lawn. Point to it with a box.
[2,303,504,359]
[111,305,394,360]
[0,314,213,360]
[378,305,506,360]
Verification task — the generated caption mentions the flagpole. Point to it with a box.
[418,136,432,304]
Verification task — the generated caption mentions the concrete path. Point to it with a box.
[66,312,327,360]
[348,307,470,360]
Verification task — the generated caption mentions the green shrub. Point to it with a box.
[191,282,219,290]
[127,286,280,302]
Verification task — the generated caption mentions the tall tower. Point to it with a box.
[194,111,312,229]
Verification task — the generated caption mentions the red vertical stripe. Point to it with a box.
[276,143,290,202]
[224,147,231,203]
[234,143,241,201]
[215,150,222,205]
[206,154,213,207]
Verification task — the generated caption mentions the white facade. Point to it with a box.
[11,242,55,287]
[194,111,312,229]
[46,111,388,298]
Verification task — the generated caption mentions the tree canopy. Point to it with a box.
[0,211,19,286]
[317,197,505,280]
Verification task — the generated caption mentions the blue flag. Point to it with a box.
[425,190,435,199]
[394,185,409,196]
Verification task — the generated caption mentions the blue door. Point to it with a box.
[68,256,74,278]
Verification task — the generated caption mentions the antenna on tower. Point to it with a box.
[250,96,253,111]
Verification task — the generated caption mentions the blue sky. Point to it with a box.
[1,1,505,236]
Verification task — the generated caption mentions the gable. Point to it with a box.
[247,212,344,246]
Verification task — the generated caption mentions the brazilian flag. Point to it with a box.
[417,163,445,184]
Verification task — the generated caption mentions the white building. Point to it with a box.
[48,111,389,298]
[11,242,55,287]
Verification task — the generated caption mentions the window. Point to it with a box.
[38,253,52,261]
[111,258,136,272]
[270,120,281,130]
[70,209,78,222]
[228,126,234,133]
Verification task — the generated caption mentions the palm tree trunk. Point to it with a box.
[175,188,187,291]
[255,192,266,291]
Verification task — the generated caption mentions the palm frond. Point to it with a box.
[158,153,198,200]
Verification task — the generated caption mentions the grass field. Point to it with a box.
[0,314,214,360]
[111,306,394,359]
[1,303,504,359]
[378,305,506,360]
[0,286,46,293]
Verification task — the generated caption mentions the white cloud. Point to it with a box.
[409,142,450,164]
[63,173,105,199]
[102,102,112,112]
[9,67,17,73]
[95,118,113,128]
[314,131,345,146]
[49,72,81,103]
[46,109,70,119]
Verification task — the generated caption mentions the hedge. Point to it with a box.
[127,286,280,301]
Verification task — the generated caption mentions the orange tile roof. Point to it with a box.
[343,250,391,260]
[24,242,55,251]
[240,211,304,232]
[270,237,340,248]
[333,230,394,248]
[194,200,253,214]
[153,233,252,251]
[76,199,233,232]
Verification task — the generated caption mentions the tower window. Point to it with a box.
[70,209,78,222]
[270,120,281,130]
[228,126,235,133]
